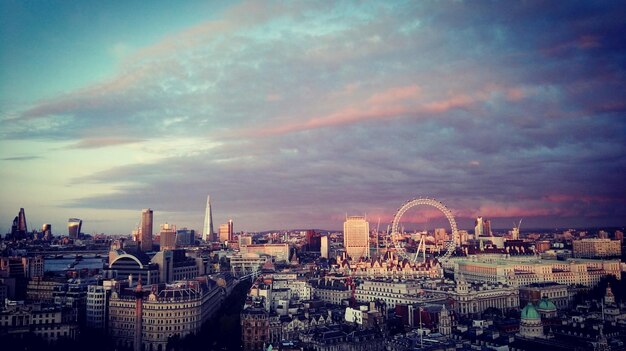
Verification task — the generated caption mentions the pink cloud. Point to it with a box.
[366,85,421,105]
[68,137,145,149]
[421,94,474,113]
[544,194,614,203]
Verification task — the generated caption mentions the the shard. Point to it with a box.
[202,195,214,242]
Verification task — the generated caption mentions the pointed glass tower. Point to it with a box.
[202,195,214,242]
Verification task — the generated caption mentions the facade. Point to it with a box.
[218,219,234,243]
[229,253,270,277]
[68,218,82,239]
[108,279,223,351]
[202,195,215,242]
[0,302,79,343]
[105,251,160,285]
[86,285,109,329]
[175,228,195,246]
[355,279,447,309]
[240,243,290,262]
[241,307,269,351]
[140,209,154,252]
[452,256,621,287]
[519,282,570,309]
[343,216,370,260]
[150,249,203,284]
[518,303,543,338]
[572,238,621,258]
[158,223,177,250]
[26,277,66,303]
[321,235,329,259]
[309,277,352,306]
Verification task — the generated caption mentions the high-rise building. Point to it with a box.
[159,223,177,251]
[474,217,484,237]
[68,218,82,239]
[572,238,621,258]
[219,223,229,243]
[434,228,448,243]
[228,219,233,242]
[10,208,28,240]
[140,209,154,252]
[202,195,215,242]
[176,228,195,246]
[321,235,329,259]
[41,224,52,240]
[343,216,370,260]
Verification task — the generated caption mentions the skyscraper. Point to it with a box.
[159,223,177,251]
[68,218,82,239]
[141,209,153,252]
[10,208,28,239]
[219,220,234,243]
[343,216,370,260]
[474,216,484,237]
[321,235,329,259]
[202,195,215,242]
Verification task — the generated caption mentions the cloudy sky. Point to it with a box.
[1,1,625,235]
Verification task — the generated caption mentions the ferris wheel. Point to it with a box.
[390,197,459,263]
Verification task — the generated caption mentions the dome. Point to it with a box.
[537,298,557,312]
[521,302,541,320]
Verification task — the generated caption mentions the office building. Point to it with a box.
[140,209,153,252]
[0,303,79,343]
[159,223,177,250]
[241,307,269,351]
[452,255,621,287]
[176,228,195,246]
[202,195,215,242]
[9,208,28,240]
[572,238,621,258]
[108,278,223,351]
[240,243,290,262]
[321,235,329,259]
[343,216,370,260]
[68,218,82,239]
[219,220,233,243]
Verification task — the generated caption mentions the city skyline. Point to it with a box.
[1,1,625,234]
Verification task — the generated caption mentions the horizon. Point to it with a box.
[1,1,625,234]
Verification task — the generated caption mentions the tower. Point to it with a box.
[228,219,233,242]
[202,195,215,242]
[438,305,452,335]
[140,209,153,252]
[68,218,82,239]
[159,223,177,250]
[134,278,143,351]
[343,216,370,260]
[474,216,484,237]
[519,302,543,338]
[17,208,27,234]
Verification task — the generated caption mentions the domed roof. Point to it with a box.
[537,298,557,312]
[521,302,541,320]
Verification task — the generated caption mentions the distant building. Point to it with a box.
[321,235,329,259]
[202,195,215,242]
[175,228,195,246]
[41,224,52,240]
[572,238,621,258]
[158,223,177,250]
[219,220,233,243]
[452,255,621,287]
[68,218,82,239]
[9,208,28,240]
[344,216,370,260]
[240,243,290,262]
[140,209,153,252]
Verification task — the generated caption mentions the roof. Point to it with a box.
[521,302,541,320]
[537,298,557,312]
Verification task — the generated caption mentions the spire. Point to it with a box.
[203,195,215,242]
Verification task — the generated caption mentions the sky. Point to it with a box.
[1,1,625,235]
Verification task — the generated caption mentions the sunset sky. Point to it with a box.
[1,1,625,235]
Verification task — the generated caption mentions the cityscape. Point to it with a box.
[1,1,626,351]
